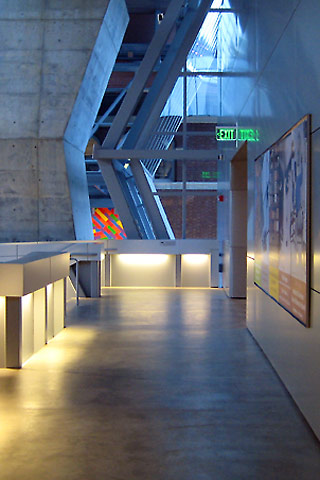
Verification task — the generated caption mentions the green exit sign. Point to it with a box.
[216,126,260,142]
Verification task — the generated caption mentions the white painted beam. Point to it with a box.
[95,147,217,161]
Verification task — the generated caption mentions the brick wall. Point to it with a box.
[159,191,217,239]
[158,122,218,239]
[175,123,218,182]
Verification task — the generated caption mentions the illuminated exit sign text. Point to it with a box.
[216,126,260,142]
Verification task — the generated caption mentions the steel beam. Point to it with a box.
[182,61,188,238]
[97,0,213,240]
[95,148,217,161]
[91,81,132,135]
[129,161,174,239]
[180,71,256,77]
[150,130,215,136]
[122,0,213,150]
[209,8,238,12]
[154,182,218,190]
[90,198,113,208]
[155,191,217,197]
[97,159,141,239]
[102,0,186,149]
[87,173,107,184]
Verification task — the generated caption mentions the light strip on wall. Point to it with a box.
[21,292,33,308]
[182,254,209,265]
[117,254,169,266]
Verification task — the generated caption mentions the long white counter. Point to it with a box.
[0,252,70,368]
[0,239,220,369]
[102,239,219,288]
[0,240,105,300]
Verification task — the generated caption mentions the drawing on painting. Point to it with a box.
[254,115,311,326]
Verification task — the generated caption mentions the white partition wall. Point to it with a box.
[105,239,219,288]
[214,0,320,440]
[181,255,211,287]
[111,254,176,287]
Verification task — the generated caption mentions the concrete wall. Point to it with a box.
[0,0,128,241]
[218,0,320,439]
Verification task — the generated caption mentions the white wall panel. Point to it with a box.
[21,294,34,364]
[53,279,65,336]
[311,128,320,292]
[33,288,46,352]
[218,0,320,438]
[247,279,320,439]
[181,255,210,288]
[110,254,176,287]
[46,284,54,341]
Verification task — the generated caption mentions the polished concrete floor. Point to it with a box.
[1,288,320,479]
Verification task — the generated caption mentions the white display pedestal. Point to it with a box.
[0,253,70,368]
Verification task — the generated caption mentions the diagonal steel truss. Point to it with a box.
[97,0,213,239]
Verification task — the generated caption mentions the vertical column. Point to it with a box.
[228,142,247,297]
[78,261,101,297]
[0,296,5,367]
[21,293,34,364]
[6,297,22,368]
[0,0,129,242]
[176,255,182,287]
[104,254,111,287]
[53,279,65,336]
[46,284,54,342]
[182,62,188,239]
[64,278,67,327]
[210,250,219,287]
[33,288,46,352]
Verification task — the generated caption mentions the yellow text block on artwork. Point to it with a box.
[269,266,279,301]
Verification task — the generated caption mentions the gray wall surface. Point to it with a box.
[0,0,128,241]
[218,0,320,439]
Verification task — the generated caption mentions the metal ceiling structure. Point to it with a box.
[88,0,226,238]
[125,0,171,13]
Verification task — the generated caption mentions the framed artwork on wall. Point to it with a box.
[254,114,311,327]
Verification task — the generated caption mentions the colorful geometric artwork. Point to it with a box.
[92,208,127,240]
